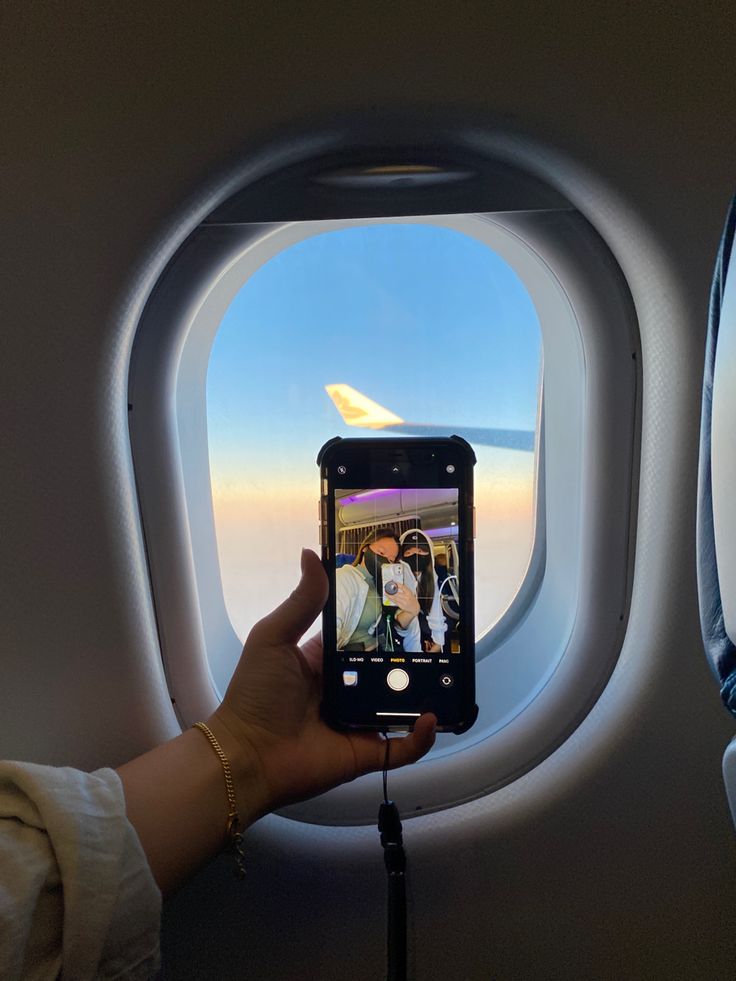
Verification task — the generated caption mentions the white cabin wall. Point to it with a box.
[2,3,735,978]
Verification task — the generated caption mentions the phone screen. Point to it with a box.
[319,438,476,732]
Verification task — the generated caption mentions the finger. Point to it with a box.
[350,714,437,776]
[247,549,328,648]
[383,714,437,770]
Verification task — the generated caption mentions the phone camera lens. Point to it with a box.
[337,465,347,475]
[446,464,456,474]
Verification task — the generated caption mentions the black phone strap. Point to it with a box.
[379,737,407,981]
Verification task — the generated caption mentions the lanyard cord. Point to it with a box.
[379,736,407,981]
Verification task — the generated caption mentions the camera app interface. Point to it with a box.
[334,487,462,714]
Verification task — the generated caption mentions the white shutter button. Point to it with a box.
[386,668,410,691]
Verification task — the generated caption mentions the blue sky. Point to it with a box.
[206,222,541,483]
[205,221,542,647]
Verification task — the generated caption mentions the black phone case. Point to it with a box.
[318,435,478,734]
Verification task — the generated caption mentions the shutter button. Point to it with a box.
[387,668,410,691]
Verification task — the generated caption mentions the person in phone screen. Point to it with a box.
[400,529,446,653]
[335,527,421,652]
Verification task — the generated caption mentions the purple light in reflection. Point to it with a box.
[338,488,400,504]
[423,526,459,538]
[339,487,458,506]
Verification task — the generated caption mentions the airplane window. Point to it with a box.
[206,223,542,657]
[130,190,637,820]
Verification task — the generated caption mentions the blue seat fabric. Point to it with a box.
[697,195,736,716]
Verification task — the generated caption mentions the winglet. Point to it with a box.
[325,384,404,429]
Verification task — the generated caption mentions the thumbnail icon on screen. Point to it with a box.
[343,670,359,687]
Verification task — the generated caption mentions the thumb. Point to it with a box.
[247,549,328,648]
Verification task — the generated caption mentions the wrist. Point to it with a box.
[204,706,273,827]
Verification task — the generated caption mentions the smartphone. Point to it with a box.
[318,435,477,733]
[381,563,404,606]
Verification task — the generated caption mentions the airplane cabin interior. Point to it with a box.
[2,3,736,979]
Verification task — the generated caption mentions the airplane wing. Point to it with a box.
[325,384,535,452]
[324,383,404,429]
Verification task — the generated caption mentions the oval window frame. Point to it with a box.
[128,134,639,824]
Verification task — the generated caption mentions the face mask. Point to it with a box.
[363,549,388,583]
[403,551,431,576]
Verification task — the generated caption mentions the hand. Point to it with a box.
[211,549,436,821]
[391,583,420,617]
[116,549,436,895]
[424,640,442,653]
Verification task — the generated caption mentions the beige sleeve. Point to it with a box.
[0,761,161,981]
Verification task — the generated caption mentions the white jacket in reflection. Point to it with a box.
[424,570,448,649]
[336,562,421,651]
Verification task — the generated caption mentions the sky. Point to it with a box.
[206,222,542,650]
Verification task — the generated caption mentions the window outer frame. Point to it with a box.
[129,164,639,826]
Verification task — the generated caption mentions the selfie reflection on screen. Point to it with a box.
[334,488,460,657]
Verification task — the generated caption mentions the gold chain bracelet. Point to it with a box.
[192,721,246,878]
